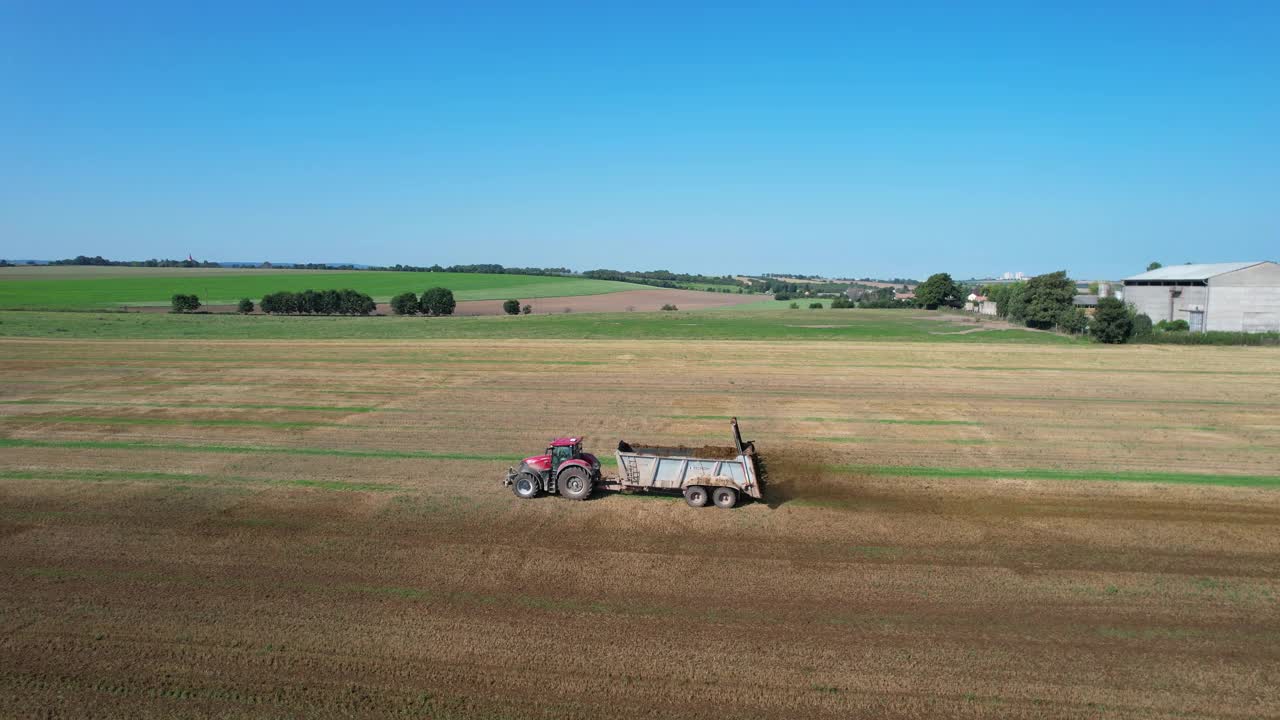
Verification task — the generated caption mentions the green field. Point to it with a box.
[0,267,634,309]
[0,305,1075,343]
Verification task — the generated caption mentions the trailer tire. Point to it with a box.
[511,473,540,499]
[558,467,593,501]
[712,487,738,509]
[683,486,709,508]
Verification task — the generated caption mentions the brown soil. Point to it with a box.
[2,338,1279,718]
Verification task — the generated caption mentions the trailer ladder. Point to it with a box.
[621,456,641,485]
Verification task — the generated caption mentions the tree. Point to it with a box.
[390,292,419,315]
[259,292,279,314]
[318,289,341,314]
[914,273,961,310]
[237,298,254,314]
[338,289,376,315]
[1091,297,1133,343]
[1132,313,1153,338]
[521,304,532,315]
[986,282,1025,319]
[298,289,321,314]
[1056,307,1087,334]
[1021,271,1075,329]
[1147,261,1163,272]
[1005,284,1029,323]
[502,299,521,315]
[170,294,200,313]
[259,289,373,315]
[419,287,456,316]
[661,304,678,311]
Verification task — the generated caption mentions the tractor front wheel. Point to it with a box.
[511,473,540,499]
[558,467,593,501]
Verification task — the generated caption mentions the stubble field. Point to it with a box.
[2,336,1279,718]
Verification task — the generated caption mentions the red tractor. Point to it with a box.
[506,436,601,501]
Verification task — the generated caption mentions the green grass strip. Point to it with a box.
[0,437,521,462]
[840,464,1280,488]
[0,415,340,430]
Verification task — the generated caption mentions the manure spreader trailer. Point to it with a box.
[503,419,761,508]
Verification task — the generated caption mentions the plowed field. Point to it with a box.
[2,338,1278,718]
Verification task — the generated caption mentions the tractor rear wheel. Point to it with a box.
[712,487,738,509]
[558,467,593,501]
[683,485,709,507]
[511,473,540,499]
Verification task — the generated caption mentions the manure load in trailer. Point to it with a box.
[503,419,761,508]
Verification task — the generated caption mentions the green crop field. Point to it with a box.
[0,267,635,309]
[0,305,1076,343]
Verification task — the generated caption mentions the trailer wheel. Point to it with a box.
[712,487,738,509]
[558,467,593,501]
[511,473,540,499]
[683,486,709,508]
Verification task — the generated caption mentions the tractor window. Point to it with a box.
[551,445,573,471]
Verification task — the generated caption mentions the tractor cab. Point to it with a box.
[547,437,582,473]
[507,436,600,500]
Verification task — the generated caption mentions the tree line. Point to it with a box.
[382,263,572,276]
[259,289,377,315]
[389,288,457,316]
[582,268,742,289]
[53,255,221,268]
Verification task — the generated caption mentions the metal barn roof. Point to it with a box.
[1123,262,1266,282]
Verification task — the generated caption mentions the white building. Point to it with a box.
[965,293,997,315]
[1122,262,1280,332]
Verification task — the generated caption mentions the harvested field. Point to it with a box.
[2,337,1279,718]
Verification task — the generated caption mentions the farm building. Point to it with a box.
[965,293,997,315]
[1122,261,1280,332]
[1072,294,1099,316]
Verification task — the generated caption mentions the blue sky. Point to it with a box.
[2,2,1277,279]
